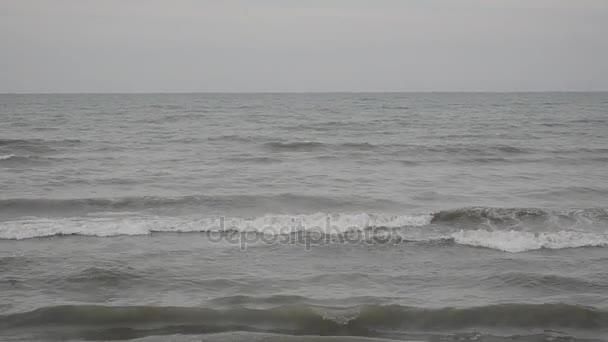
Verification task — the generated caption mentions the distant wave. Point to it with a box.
[480,272,608,292]
[207,135,258,143]
[1,303,606,339]
[215,138,607,159]
[0,138,81,147]
[226,156,283,164]
[0,138,81,154]
[0,194,402,217]
[0,154,59,165]
[422,144,532,155]
[265,141,326,151]
[521,187,608,200]
[340,142,377,150]
[0,139,36,146]
[264,141,379,152]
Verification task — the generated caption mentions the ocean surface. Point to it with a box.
[0,93,607,342]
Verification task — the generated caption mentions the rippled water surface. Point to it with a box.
[1,93,607,341]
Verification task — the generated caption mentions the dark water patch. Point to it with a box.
[265,141,380,153]
[32,126,60,131]
[208,295,314,307]
[207,135,258,143]
[233,104,264,110]
[398,160,419,166]
[283,121,356,132]
[431,207,608,228]
[0,139,81,147]
[340,142,377,150]
[226,156,283,164]
[304,273,374,284]
[0,138,82,154]
[96,178,142,186]
[265,141,326,152]
[2,303,606,340]
[462,156,510,164]
[494,145,529,154]
[381,105,409,110]
[314,155,340,161]
[541,122,568,127]
[163,137,204,144]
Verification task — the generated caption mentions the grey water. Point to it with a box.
[1,93,607,341]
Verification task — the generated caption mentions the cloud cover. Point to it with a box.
[1,0,607,92]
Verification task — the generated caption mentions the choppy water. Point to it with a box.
[1,93,607,341]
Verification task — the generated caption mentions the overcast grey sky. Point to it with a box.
[1,0,607,93]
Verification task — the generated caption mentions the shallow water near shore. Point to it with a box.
[1,93,607,341]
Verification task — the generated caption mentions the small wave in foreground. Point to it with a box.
[1,303,606,341]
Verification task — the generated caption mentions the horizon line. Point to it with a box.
[2,90,608,95]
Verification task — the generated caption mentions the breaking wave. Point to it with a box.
[1,201,607,252]
[0,213,432,240]
[1,209,607,252]
[451,229,608,253]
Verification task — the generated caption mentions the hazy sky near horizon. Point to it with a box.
[1,0,607,93]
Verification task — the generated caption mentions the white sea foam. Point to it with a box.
[0,154,15,160]
[451,229,608,253]
[1,214,606,252]
[0,213,432,240]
